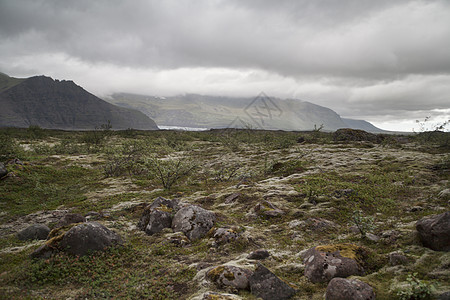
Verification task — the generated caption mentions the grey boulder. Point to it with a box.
[325,278,375,300]
[138,197,179,235]
[17,224,50,241]
[416,212,450,251]
[303,244,365,283]
[249,263,296,300]
[206,265,253,290]
[59,222,123,256]
[172,205,215,240]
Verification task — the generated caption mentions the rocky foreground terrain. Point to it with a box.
[0,128,448,299]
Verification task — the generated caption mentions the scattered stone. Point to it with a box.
[17,224,50,241]
[416,212,450,251]
[138,197,179,235]
[224,193,241,204]
[334,189,355,198]
[55,213,86,228]
[249,263,296,300]
[408,206,424,213]
[253,201,284,217]
[213,227,241,245]
[303,244,366,283]
[84,211,102,221]
[172,205,216,240]
[325,278,375,300]
[0,162,8,178]
[304,217,339,232]
[365,233,380,242]
[389,252,409,266]
[297,137,305,144]
[206,265,253,290]
[201,291,242,300]
[381,230,402,244]
[165,231,190,247]
[247,249,270,260]
[349,225,360,235]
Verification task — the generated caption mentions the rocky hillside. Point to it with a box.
[0,73,158,130]
[106,93,388,133]
[0,128,448,299]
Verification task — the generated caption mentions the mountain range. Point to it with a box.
[106,92,386,132]
[0,73,158,130]
[0,72,386,132]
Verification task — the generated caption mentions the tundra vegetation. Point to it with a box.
[0,126,449,299]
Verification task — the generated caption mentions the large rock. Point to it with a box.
[172,205,215,240]
[303,244,366,283]
[58,222,123,256]
[249,263,296,300]
[206,265,253,290]
[325,278,375,300]
[17,224,50,241]
[138,197,179,235]
[0,162,7,178]
[55,213,86,228]
[416,212,450,251]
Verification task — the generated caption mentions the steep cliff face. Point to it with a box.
[0,75,158,130]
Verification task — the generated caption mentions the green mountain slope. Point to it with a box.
[107,93,387,132]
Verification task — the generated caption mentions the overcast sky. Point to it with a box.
[1,0,449,131]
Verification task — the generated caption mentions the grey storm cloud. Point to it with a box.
[0,0,449,130]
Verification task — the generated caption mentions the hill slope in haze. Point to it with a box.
[107,93,387,132]
[0,73,158,130]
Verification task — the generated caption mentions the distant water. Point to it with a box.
[158,125,209,131]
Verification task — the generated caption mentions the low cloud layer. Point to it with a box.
[1,0,449,131]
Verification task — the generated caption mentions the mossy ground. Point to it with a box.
[0,128,448,299]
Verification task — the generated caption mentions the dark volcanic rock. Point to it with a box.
[172,205,215,240]
[56,213,86,228]
[303,244,366,283]
[416,212,450,251]
[325,278,375,300]
[249,263,296,300]
[59,222,123,256]
[0,74,158,130]
[17,224,50,241]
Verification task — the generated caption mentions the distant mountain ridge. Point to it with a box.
[0,73,158,130]
[107,92,387,132]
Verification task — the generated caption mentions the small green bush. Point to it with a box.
[396,273,435,300]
